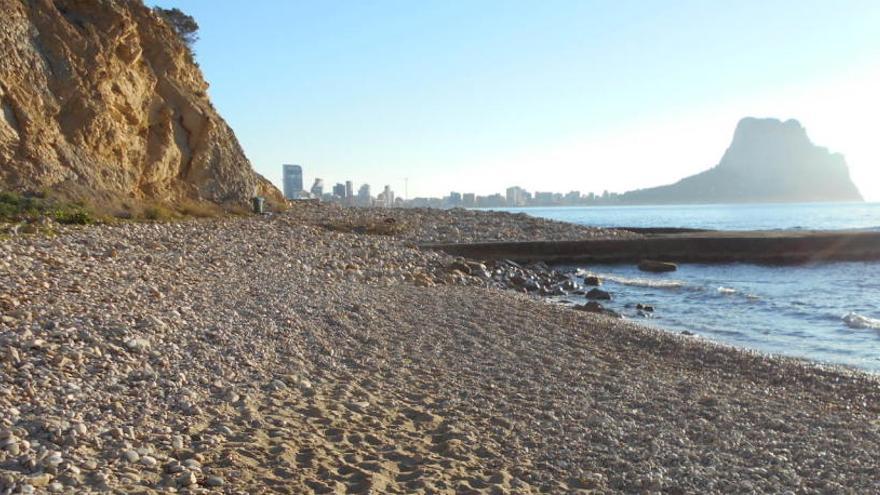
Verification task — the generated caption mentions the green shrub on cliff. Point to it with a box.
[0,191,96,225]
[154,7,199,49]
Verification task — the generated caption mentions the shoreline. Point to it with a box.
[1,204,879,493]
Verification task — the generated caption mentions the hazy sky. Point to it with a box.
[152,0,880,200]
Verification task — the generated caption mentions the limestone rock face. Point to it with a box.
[0,0,281,206]
[620,117,863,204]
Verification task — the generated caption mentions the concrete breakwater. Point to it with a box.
[422,230,880,264]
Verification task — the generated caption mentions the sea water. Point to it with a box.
[557,262,880,372]
[492,202,880,231]
[485,203,880,372]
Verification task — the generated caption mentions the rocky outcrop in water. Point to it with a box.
[620,117,863,204]
[0,0,281,209]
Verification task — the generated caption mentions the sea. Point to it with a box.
[487,203,880,372]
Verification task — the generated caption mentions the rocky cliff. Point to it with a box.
[620,117,863,204]
[0,0,281,210]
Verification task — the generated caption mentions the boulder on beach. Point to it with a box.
[638,260,678,273]
[586,288,611,300]
[574,301,620,318]
[584,275,602,286]
[447,260,472,275]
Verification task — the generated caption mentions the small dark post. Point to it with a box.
[251,196,265,214]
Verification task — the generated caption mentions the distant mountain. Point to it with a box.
[619,117,863,204]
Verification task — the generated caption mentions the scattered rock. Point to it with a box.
[638,260,678,273]
[177,471,198,486]
[576,301,607,313]
[573,301,620,318]
[124,338,151,353]
[447,260,472,275]
[206,475,225,487]
[0,200,874,494]
[123,450,140,463]
[585,288,611,300]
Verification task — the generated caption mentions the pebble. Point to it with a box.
[206,475,225,487]
[177,471,197,486]
[0,203,876,494]
[123,450,140,463]
[124,338,151,353]
[43,451,63,467]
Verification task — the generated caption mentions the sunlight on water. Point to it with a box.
[499,203,880,372]
[560,262,880,372]
[491,202,880,231]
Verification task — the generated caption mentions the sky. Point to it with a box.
[151,0,880,200]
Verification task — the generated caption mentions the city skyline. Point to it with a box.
[280,164,624,208]
[153,1,880,200]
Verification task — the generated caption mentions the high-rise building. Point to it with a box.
[506,186,526,206]
[379,185,394,208]
[448,192,462,207]
[310,178,324,198]
[345,181,354,201]
[479,194,506,207]
[462,193,476,207]
[534,192,555,205]
[332,183,346,198]
[282,164,303,199]
[357,184,372,206]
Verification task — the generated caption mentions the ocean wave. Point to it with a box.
[842,312,880,330]
[583,272,685,289]
[714,286,762,300]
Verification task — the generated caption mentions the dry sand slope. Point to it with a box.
[1,206,879,494]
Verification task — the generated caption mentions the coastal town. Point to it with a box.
[281,164,623,208]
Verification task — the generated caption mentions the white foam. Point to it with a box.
[717,286,737,295]
[842,312,880,330]
[585,272,685,289]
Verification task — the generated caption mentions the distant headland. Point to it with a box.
[618,117,863,204]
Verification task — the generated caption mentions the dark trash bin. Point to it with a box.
[251,196,265,214]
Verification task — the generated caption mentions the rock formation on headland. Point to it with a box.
[620,117,863,204]
[0,0,281,209]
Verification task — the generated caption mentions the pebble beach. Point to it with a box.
[1,204,879,494]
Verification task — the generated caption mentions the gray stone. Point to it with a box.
[637,260,678,273]
[585,288,611,300]
[123,449,140,463]
[177,471,197,486]
[206,475,225,487]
